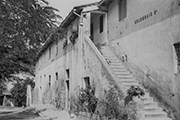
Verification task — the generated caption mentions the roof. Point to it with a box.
[60,2,98,28]
[98,0,113,6]
[36,2,99,60]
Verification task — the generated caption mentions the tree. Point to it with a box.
[0,0,62,81]
[11,77,35,107]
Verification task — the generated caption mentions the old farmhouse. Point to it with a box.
[32,0,180,119]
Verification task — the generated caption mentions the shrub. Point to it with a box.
[78,86,98,113]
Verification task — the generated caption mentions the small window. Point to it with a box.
[49,75,51,87]
[55,72,58,81]
[119,0,127,21]
[174,43,180,73]
[90,23,94,41]
[84,77,90,88]
[66,69,70,79]
[49,47,51,59]
[56,42,58,55]
[66,80,69,91]
[40,76,42,89]
[99,15,104,33]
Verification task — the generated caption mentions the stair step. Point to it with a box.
[101,47,171,120]
[141,97,153,101]
[109,63,124,66]
[107,59,121,63]
[111,66,127,69]
[101,50,114,55]
[122,82,139,87]
[116,75,134,79]
[144,101,158,107]
[121,80,138,84]
[114,70,130,73]
[144,106,162,112]
[144,111,167,118]
[104,56,117,59]
[115,71,132,75]
[112,69,128,72]
[142,117,172,120]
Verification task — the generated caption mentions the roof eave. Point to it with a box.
[98,0,112,6]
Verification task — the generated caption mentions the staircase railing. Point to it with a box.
[83,35,126,93]
[108,43,175,102]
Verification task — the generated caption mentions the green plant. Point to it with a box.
[63,40,68,49]
[124,86,145,107]
[55,79,65,110]
[75,86,98,114]
[97,87,139,120]
[11,77,35,107]
[69,29,78,44]
[97,87,125,120]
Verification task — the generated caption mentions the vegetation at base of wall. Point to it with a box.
[71,85,145,120]
[72,86,98,114]
[124,86,145,106]
[54,79,66,110]
[10,77,35,107]
[97,87,139,120]
[0,82,7,96]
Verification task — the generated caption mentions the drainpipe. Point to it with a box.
[73,9,81,18]
[73,9,84,89]
[79,12,84,89]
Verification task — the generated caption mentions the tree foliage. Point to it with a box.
[0,0,62,80]
[11,77,35,107]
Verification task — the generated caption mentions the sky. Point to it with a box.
[47,0,100,19]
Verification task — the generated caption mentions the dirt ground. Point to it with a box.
[0,106,47,120]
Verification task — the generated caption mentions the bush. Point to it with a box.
[11,77,35,107]
[78,86,98,113]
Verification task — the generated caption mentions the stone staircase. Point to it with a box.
[100,46,172,120]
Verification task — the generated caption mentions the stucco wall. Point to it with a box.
[91,14,107,45]
[107,0,180,41]
[35,39,65,74]
[35,57,65,104]
[106,0,180,118]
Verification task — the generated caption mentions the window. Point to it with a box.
[119,0,127,21]
[49,75,51,87]
[90,23,94,41]
[84,77,90,88]
[56,42,58,55]
[174,43,180,73]
[55,72,58,81]
[66,80,69,91]
[40,76,42,89]
[99,15,104,33]
[66,69,70,79]
[49,47,51,59]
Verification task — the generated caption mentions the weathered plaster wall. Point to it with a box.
[34,17,80,106]
[107,0,180,41]
[107,0,180,119]
[35,57,65,104]
[67,33,123,105]
[35,39,65,74]
[91,14,107,45]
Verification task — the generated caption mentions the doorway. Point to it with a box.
[174,42,180,73]
[65,80,70,110]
